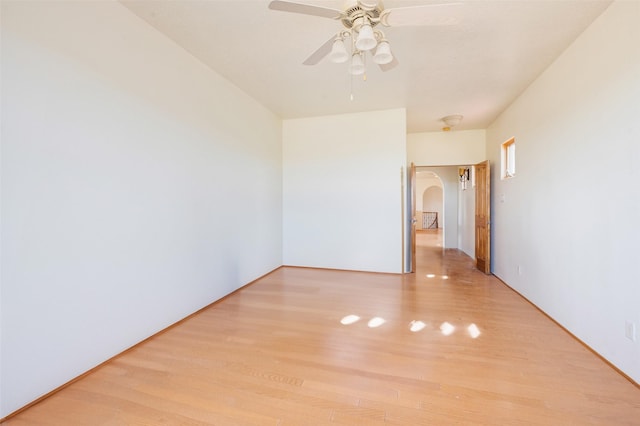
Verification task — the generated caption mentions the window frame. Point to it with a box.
[501,137,516,179]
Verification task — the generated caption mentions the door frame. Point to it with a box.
[410,163,416,273]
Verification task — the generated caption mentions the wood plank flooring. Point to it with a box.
[4,230,640,425]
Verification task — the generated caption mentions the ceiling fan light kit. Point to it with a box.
[327,26,393,71]
[268,0,461,79]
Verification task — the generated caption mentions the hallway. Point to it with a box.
[4,236,639,424]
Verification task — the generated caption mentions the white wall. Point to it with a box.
[408,129,486,166]
[1,1,282,417]
[283,109,406,273]
[487,0,639,382]
[422,187,443,222]
[416,175,442,210]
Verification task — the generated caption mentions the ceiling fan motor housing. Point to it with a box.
[341,1,383,30]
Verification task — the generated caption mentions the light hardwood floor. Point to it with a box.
[4,230,639,425]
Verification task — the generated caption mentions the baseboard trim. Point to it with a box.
[282,264,403,276]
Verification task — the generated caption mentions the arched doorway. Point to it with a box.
[415,170,444,230]
[422,186,443,229]
[415,170,444,252]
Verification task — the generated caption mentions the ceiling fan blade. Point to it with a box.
[379,56,399,72]
[269,1,342,20]
[380,3,463,27]
[303,36,336,65]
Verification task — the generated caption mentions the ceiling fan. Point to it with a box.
[268,0,462,76]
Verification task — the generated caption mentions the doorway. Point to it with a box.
[414,166,459,250]
[407,162,490,274]
[416,170,444,249]
[422,186,443,230]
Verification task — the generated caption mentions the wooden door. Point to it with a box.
[475,161,491,274]
[410,163,416,273]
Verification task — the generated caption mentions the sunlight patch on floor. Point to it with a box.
[367,317,386,328]
[409,320,426,332]
[440,322,455,336]
[468,323,481,339]
[340,314,360,325]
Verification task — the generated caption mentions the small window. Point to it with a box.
[501,137,516,179]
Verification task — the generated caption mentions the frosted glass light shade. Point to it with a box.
[373,40,393,65]
[349,53,365,75]
[329,39,349,63]
[355,24,377,51]
[442,114,463,128]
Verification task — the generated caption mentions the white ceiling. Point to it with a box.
[120,0,612,133]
